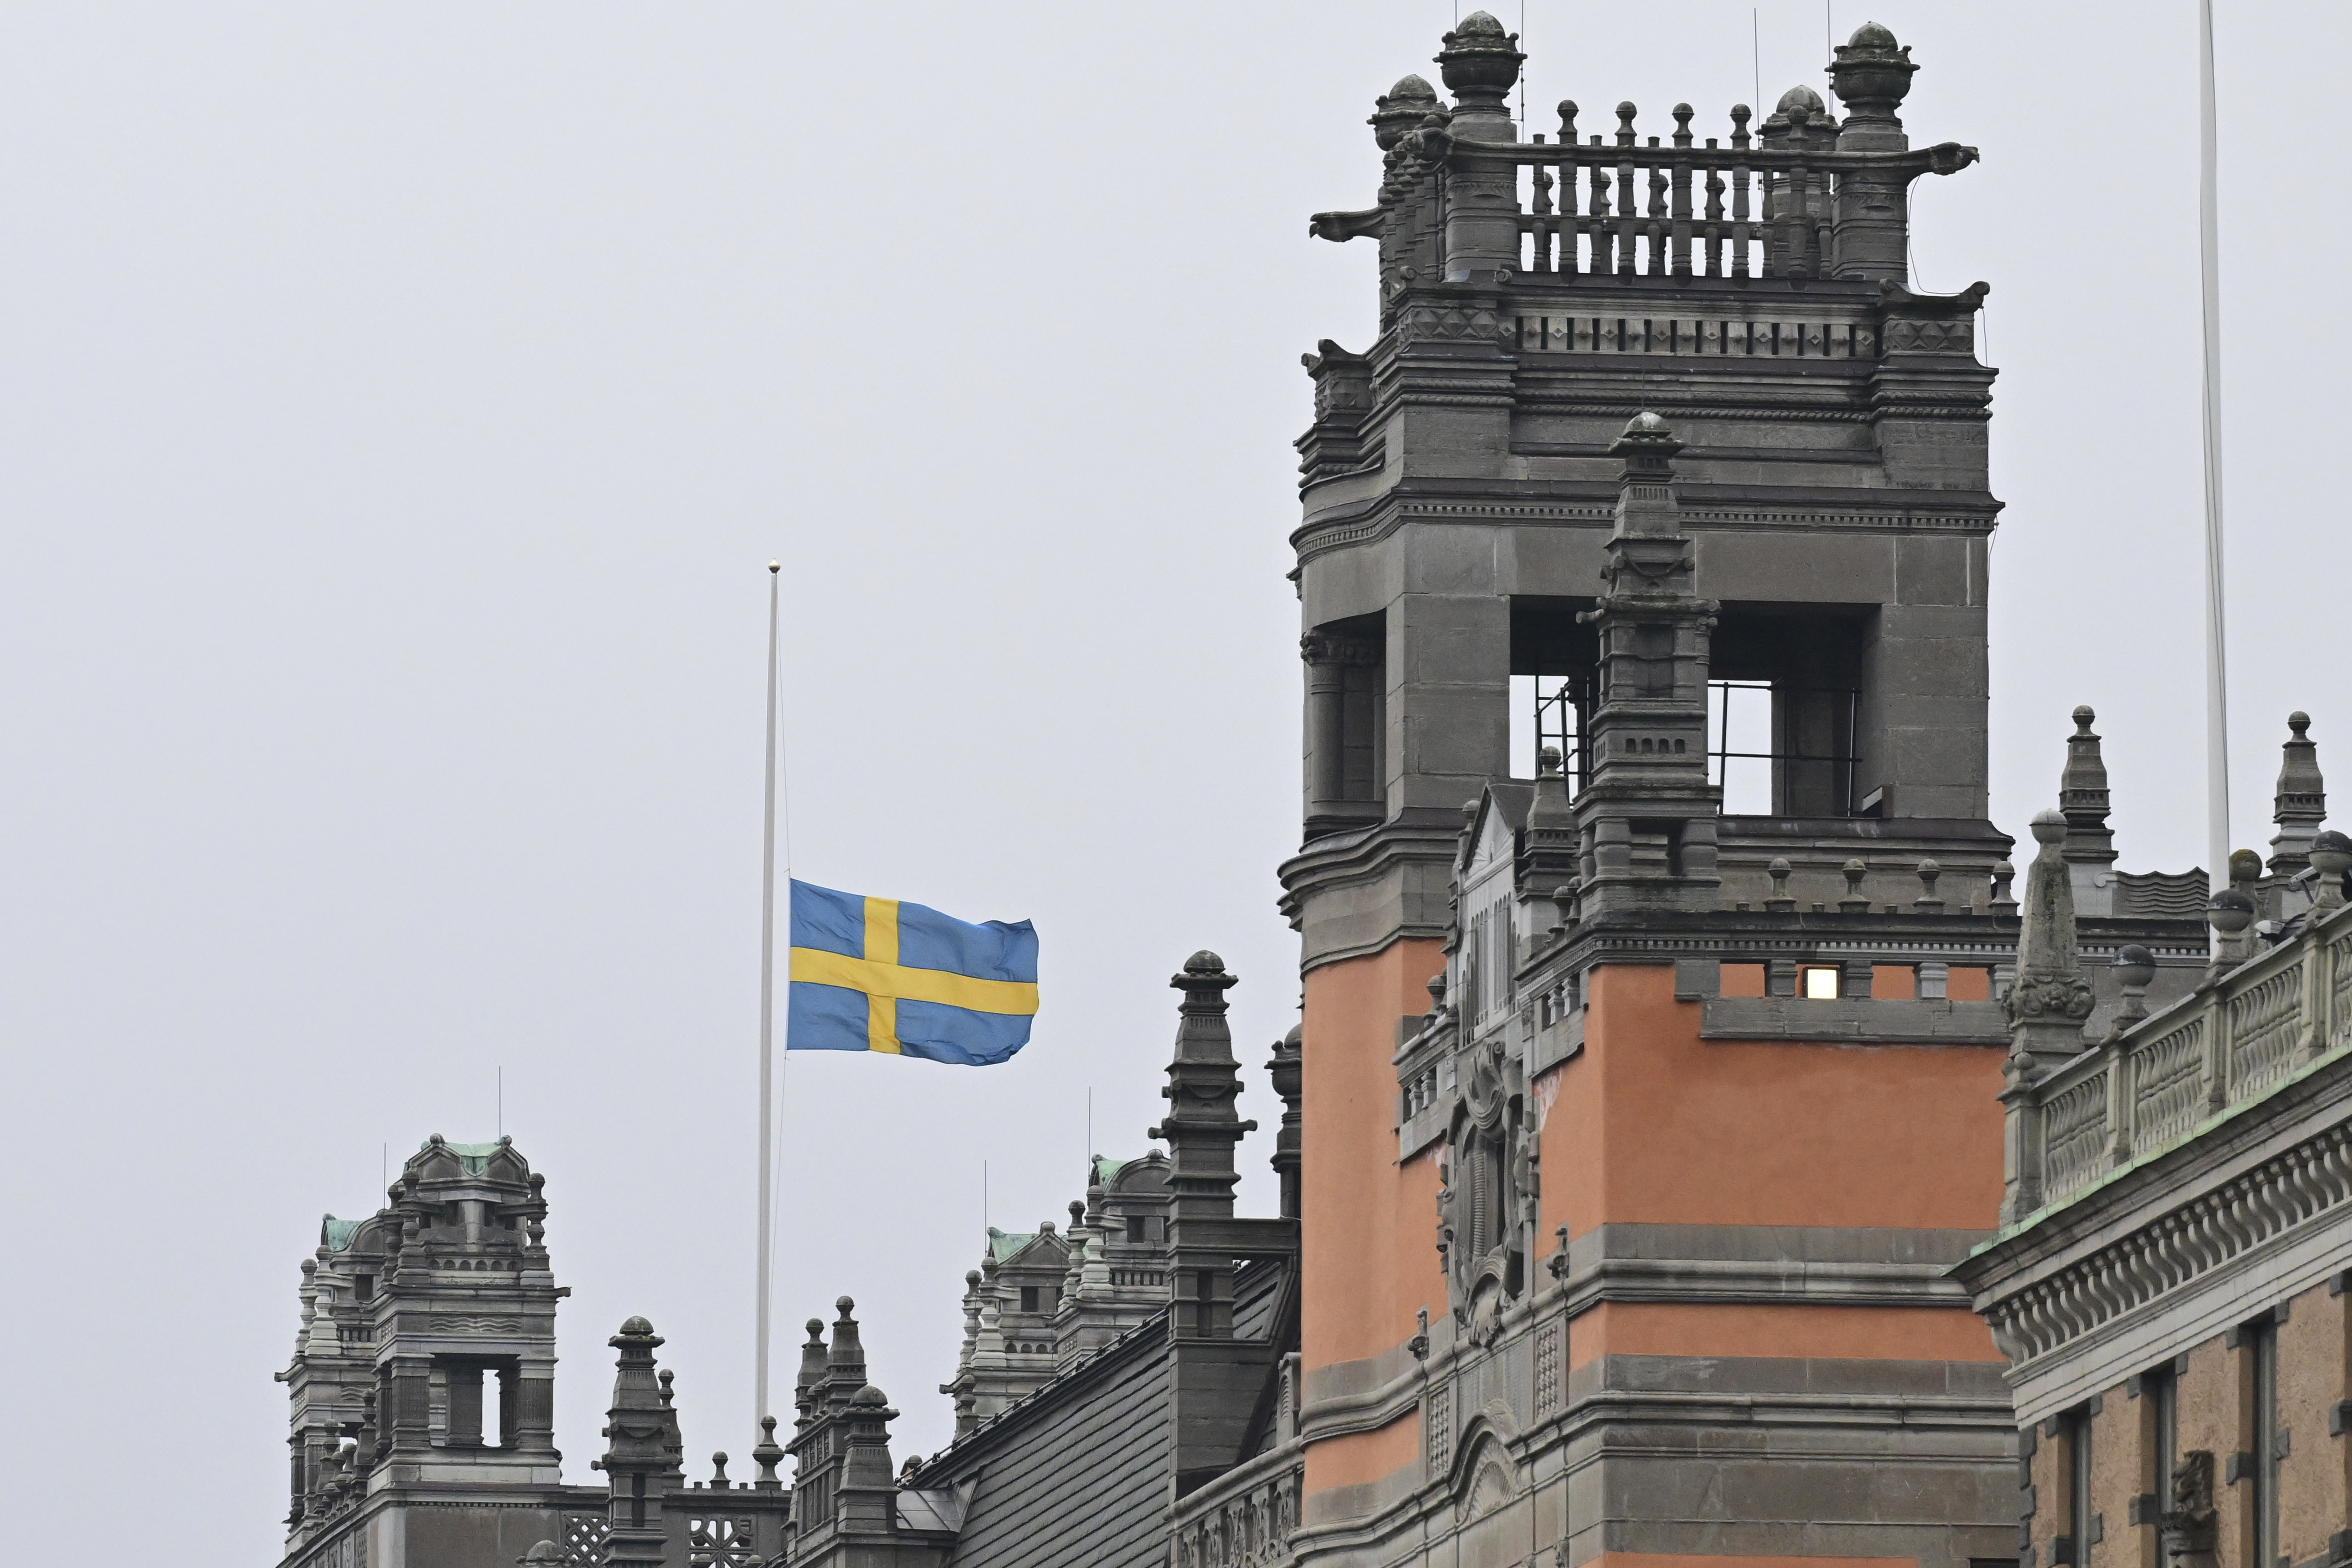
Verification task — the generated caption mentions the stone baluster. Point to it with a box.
[1729,104,1754,277]
[1669,104,1695,275]
[1588,122,1615,274]
[1614,103,1639,275]
[1556,101,1582,272]
[1528,136,1554,272]
[1703,157,1726,277]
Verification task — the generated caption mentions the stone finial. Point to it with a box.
[1556,99,1579,143]
[1526,745,1579,888]
[2108,944,2156,1041]
[518,1544,566,1566]
[1615,101,1638,147]
[2004,810,2094,1059]
[2054,705,2119,914]
[2310,829,2352,912]
[709,1451,729,1488]
[2205,886,2257,985]
[750,1415,784,1490]
[1370,74,1440,150]
[1548,882,1575,936]
[1609,410,1683,465]
[1914,858,1944,912]
[1764,857,1795,913]
[1433,12,1523,141]
[1989,859,2018,915]
[1828,19,1916,146]
[1268,1024,1304,1221]
[2270,712,2327,875]
[1838,858,1869,913]
[793,1318,827,1412]
[825,1296,866,1395]
[2060,707,2110,825]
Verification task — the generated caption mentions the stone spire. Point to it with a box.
[2058,706,2117,916]
[833,1386,903,1535]
[592,1317,680,1568]
[1268,1024,1304,1221]
[1998,810,2097,1224]
[2004,811,2094,1066]
[1572,414,1721,913]
[1150,952,1256,1340]
[1521,744,1580,895]
[2269,711,2326,878]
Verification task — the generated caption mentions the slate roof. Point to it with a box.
[906,1259,1289,1568]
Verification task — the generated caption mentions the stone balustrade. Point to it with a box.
[2007,896,2352,1220]
[1167,1444,1302,1568]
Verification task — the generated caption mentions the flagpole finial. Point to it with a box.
[768,561,781,574]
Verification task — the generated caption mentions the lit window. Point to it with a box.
[1803,966,1840,1000]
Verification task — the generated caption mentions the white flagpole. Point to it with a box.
[755,561,782,1430]
[2198,0,2231,888]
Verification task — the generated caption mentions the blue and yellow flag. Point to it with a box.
[786,880,1038,1065]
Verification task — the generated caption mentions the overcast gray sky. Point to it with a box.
[4,3,2345,1560]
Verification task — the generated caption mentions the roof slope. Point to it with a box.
[927,1315,1171,1568]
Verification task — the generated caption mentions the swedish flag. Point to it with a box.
[786,880,1039,1065]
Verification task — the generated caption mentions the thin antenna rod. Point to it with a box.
[1086,1088,1093,1169]
[497,1067,503,1139]
[1825,1,1834,84]
[754,561,783,1431]
[1752,9,1761,119]
[2198,0,2231,887]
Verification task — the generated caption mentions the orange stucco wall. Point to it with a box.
[1300,939,1448,1374]
[1539,964,2004,1245]
[1567,1299,2000,1370]
[1300,1408,1419,1492]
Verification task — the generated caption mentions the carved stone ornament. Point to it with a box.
[2002,973,2095,1024]
[2159,1450,2217,1559]
[1435,1035,1534,1343]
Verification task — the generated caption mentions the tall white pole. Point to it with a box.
[2198,0,2231,888]
[755,561,781,1428]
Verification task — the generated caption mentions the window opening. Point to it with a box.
[2066,1404,2095,1565]
[1709,679,1860,817]
[1801,966,1840,1000]
[2252,1318,2279,1568]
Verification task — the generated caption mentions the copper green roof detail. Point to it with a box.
[321,1216,362,1252]
[418,1137,508,1175]
[986,1227,1036,1262]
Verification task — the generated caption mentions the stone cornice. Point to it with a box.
[1954,1046,2352,1423]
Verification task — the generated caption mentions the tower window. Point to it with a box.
[1127,1214,1149,1244]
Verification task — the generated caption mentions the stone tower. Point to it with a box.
[278,1135,575,1566]
[1279,14,2207,1568]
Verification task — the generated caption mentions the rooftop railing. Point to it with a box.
[1487,101,1977,284]
[2007,885,2352,1222]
